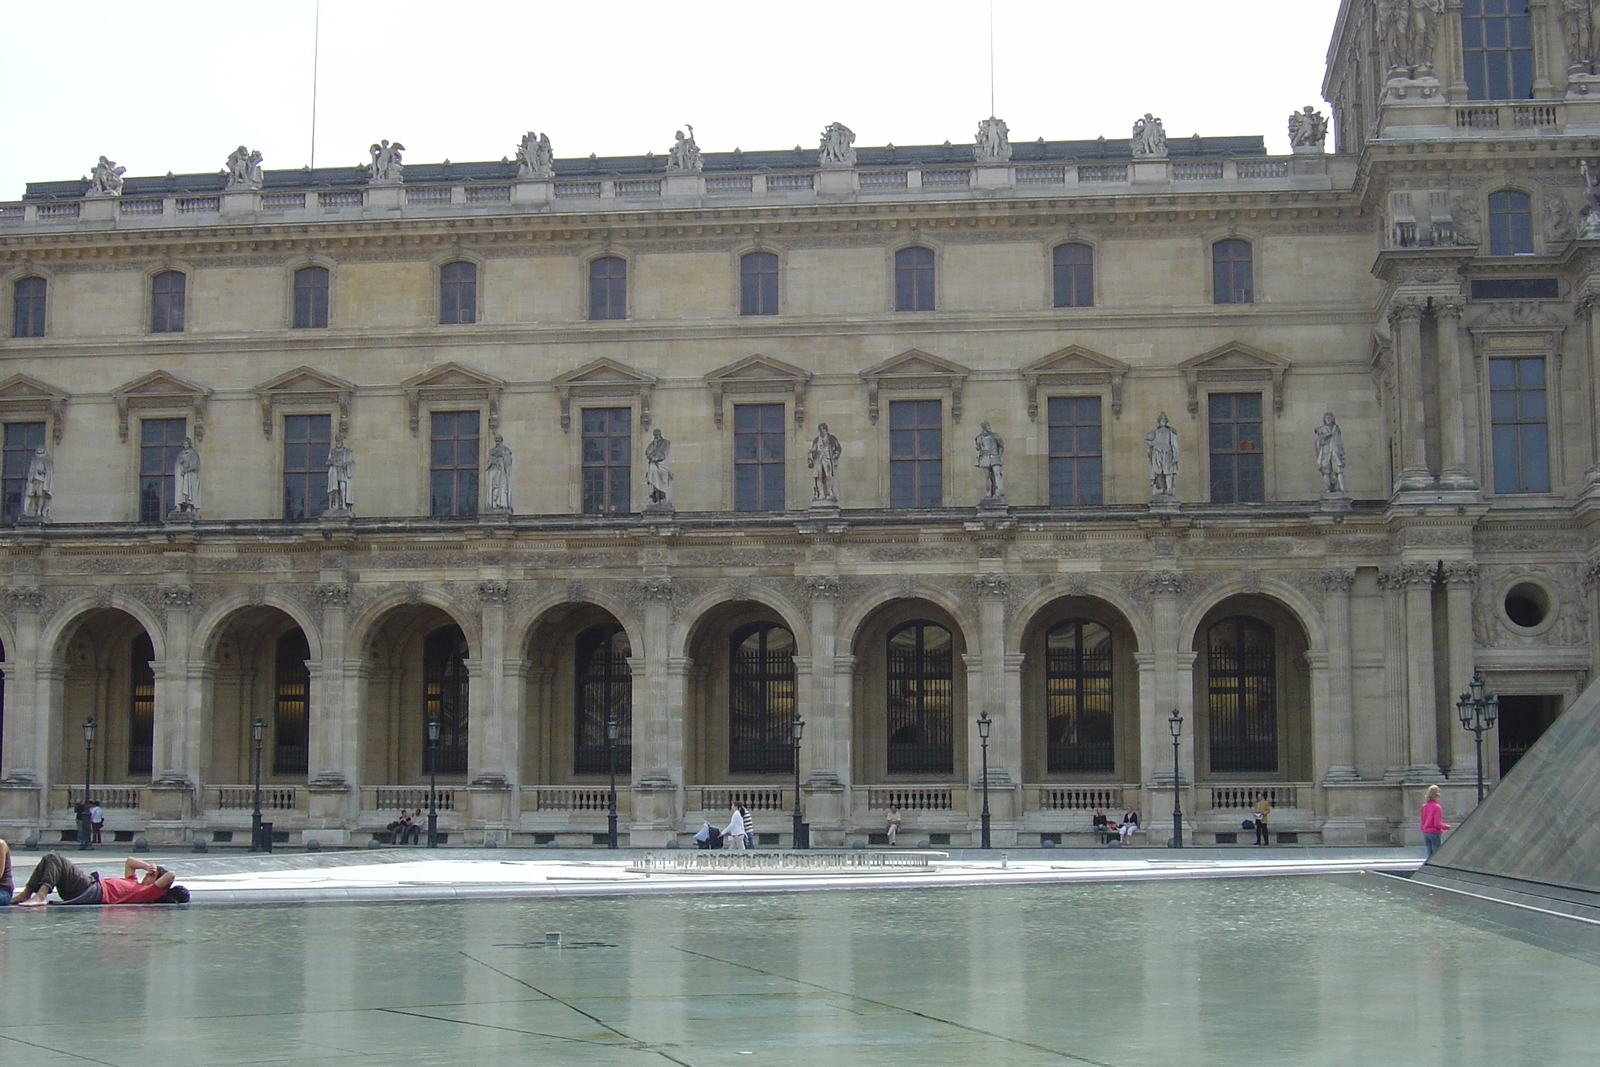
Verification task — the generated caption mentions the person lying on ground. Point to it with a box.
[13,853,188,906]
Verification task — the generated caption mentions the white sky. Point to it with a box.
[0,0,1345,200]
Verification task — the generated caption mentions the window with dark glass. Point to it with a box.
[1212,239,1253,304]
[293,266,330,328]
[733,403,785,511]
[581,407,631,514]
[729,622,796,774]
[575,623,632,775]
[138,417,187,523]
[1045,619,1114,773]
[1048,396,1103,505]
[151,271,186,333]
[12,276,45,337]
[1053,243,1094,308]
[273,629,310,776]
[589,256,627,320]
[1490,356,1550,493]
[895,246,935,311]
[1208,392,1264,503]
[1487,190,1534,255]
[1,421,45,523]
[282,413,331,520]
[886,621,954,775]
[422,625,468,776]
[889,399,942,508]
[740,251,779,316]
[1207,616,1277,773]
[130,632,155,776]
[430,410,480,517]
[439,261,477,325]
[1462,0,1533,101]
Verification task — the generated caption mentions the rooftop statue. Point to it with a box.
[974,117,1012,164]
[666,126,702,173]
[819,122,857,168]
[88,156,125,197]
[1131,114,1167,160]
[1287,107,1329,150]
[1379,0,1445,79]
[515,131,554,179]
[224,145,264,190]
[1563,0,1598,76]
[367,139,405,184]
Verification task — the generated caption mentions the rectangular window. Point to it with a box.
[1047,396,1103,506]
[1212,240,1253,304]
[895,247,935,311]
[430,410,480,517]
[889,399,942,508]
[1490,356,1550,493]
[733,403,785,511]
[282,413,331,520]
[1487,190,1534,256]
[1462,0,1533,101]
[138,418,187,522]
[1053,244,1094,308]
[1,421,46,523]
[581,407,631,514]
[1208,393,1265,503]
[151,271,186,333]
[293,266,330,328]
[740,252,779,316]
[12,277,45,338]
[589,257,627,320]
[439,262,477,325]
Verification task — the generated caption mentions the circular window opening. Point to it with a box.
[1504,583,1550,629]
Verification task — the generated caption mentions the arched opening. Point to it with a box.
[53,608,157,792]
[852,600,967,784]
[523,603,632,785]
[685,602,799,783]
[1191,596,1311,781]
[1021,598,1140,782]
[362,606,471,786]
[205,607,312,785]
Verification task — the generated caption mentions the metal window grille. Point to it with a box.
[423,626,469,776]
[575,623,632,775]
[728,622,796,774]
[1045,619,1115,773]
[273,629,310,776]
[282,414,330,520]
[1207,616,1277,773]
[886,622,954,775]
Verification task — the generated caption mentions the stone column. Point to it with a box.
[971,576,1015,841]
[1435,301,1477,489]
[1389,302,1434,491]
[802,576,848,844]
[307,581,355,838]
[466,580,513,840]
[0,587,47,827]
[1441,561,1480,781]
[1144,572,1187,791]
[1319,569,1360,782]
[1578,294,1600,495]
[1398,562,1444,780]
[628,577,683,845]
[157,583,198,786]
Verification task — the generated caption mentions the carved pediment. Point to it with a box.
[111,369,212,441]
[0,373,69,443]
[859,349,971,424]
[1178,342,1290,416]
[253,366,356,438]
[552,357,658,431]
[1021,346,1129,421]
[400,362,505,436]
[704,354,812,428]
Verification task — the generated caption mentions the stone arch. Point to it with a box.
[356,599,475,788]
[190,590,321,664]
[46,601,163,793]
[837,583,978,659]
[521,598,636,787]
[672,584,810,661]
[682,598,807,786]
[1007,578,1152,651]
[344,588,477,663]
[1179,576,1325,653]
[512,587,642,664]
[850,596,972,785]
[196,603,317,787]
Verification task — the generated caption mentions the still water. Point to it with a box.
[2,874,1595,1066]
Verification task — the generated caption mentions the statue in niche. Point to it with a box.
[1144,413,1178,499]
[974,422,1005,501]
[224,145,264,190]
[644,428,673,507]
[172,438,201,514]
[515,131,554,179]
[974,117,1012,164]
[666,126,702,173]
[1379,0,1445,79]
[1287,107,1329,150]
[1545,190,1577,243]
[807,423,842,504]
[1582,160,1600,237]
[88,156,125,197]
[23,447,51,520]
[819,122,857,168]
[1314,413,1347,495]
[1131,114,1167,159]
[367,139,405,184]
[325,434,354,514]
[484,434,513,513]
[1562,0,1598,75]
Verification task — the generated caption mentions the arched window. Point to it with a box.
[1045,619,1114,773]
[589,256,627,320]
[1487,190,1534,255]
[12,276,45,338]
[740,251,779,316]
[1212,239,1253,304]
[728,622,796,773]
[439,261,477,324]
[1207,616,1276,773]
[151,271,186,333]
[1052,243,1094,308]
[1462,0,1533,101]
[273,629,310,775]
[886,621,953,774]
[895,246,935,311]
[293,266,329,328]
[423,625,469,775]
[575,623,632,774]
[130,633,155,776]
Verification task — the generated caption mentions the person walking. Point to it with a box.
[1419,784,1451,859]
[723,802,748,851]
[738,804,754,850]
[1253,792,1272,845]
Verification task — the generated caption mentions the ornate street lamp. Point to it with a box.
[425,717,441,848]
[1168,708,1184,849]
[790,711,806,850]
[1456,670,1499,803]
[250,716,267,852]
[79,717,96,851]
[605,709,619,850]
[977,710,992,850]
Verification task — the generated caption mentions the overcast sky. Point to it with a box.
[0,0,1344,200]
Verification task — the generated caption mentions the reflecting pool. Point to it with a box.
[3,874,1597,1066]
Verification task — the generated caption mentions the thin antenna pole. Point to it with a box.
[309,0,322,169]
[988,0,996,116]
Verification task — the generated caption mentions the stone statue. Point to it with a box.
[1287,107,1329,150]
[819,122,857,168]
[515,131,554,179]
[1380,0,1445,79]
[1582,160,1600,238]
[23,447,51,520]
[974,117,1012,164]
[1314,412,1346,495]
[1144,413,1178,498]
[1131,114,1167,160]
[1545,190,1577,244]
[484,434,513,513]
[368,139,405,184]
[224,145,264,190]
[1562,0,1597,75]
[88,156,125,197]
[644,428,673,507]
[666,126,702,173]
[807,423,842,504]
[325,434,354,513]
[974,421,1004,500]
[173,438,200,514]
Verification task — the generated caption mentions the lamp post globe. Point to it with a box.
[250,716,266,852]
[1168,708,1184,849]
[977,710,992,850]
[425,717,441,848]
[791,712,806,850]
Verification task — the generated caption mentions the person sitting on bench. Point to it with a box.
[1118,805,1140,845]
[1091,808,1113,844]
[13,854,187,906]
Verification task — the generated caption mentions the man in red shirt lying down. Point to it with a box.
[12,854,188,906]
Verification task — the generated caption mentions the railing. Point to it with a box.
[119,198,164,216]
[371,787,457,812]
[922,169,971,188]
[520,787,622,812]
[865,787,954,810]
[0,204,24,219]
[38,202,80,219]
[214,787,298,811]
[1037,786,1124,811]
[1455,104,1560,130]
[766,173,814,191]
[1173,161,1224,180]
[1208,785,1302,810]
[861,170,909,190]
[407,186,451,205]
[318,189,363,208]
[555,181,602,198]
[1236,160,1288,179]
[1514,104,1559,127]
[695,787,787,812]
[706,175,753,194]
[62,786,143,809]
[631,850,944,874]
[465,184,510,203]
[176,196,219,213]
[1016,165,1066,185]
[261,192,305,210]
[615,179,661,198]
[1078,164,1127,182]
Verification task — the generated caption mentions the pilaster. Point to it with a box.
[1318,569,1361,782]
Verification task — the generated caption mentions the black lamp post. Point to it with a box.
[1168,708,1184,849]
[1456,670,1499,803]
[79,717,96,851]
[977,710,992,850]
[425,717,441,848]
[250,716,266,852]
[790,711,806,850]
[605,709,619,850]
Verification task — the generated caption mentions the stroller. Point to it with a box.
[694,821,724,850]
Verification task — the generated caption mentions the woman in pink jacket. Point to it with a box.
[1419,784,1450,859]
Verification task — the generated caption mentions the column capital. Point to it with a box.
[1318,568,1357,593]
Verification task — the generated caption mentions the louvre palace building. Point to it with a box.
[1,0,1596,849]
